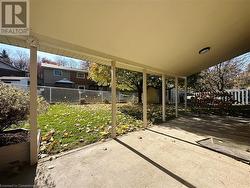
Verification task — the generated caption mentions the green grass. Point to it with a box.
[19,103,182,155]
[37,104,143,154]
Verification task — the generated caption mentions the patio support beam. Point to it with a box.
[143,70,147,127]
[184,77,187,111]
[162,75,166,122]
[29,38,38,165]
[111,60,117,138]
[175,76,178,117]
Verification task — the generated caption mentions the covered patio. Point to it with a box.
[1,116,250,187]
[0,0,250,187]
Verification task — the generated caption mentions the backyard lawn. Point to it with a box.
[20,103,179,155]
[36,104,144,155]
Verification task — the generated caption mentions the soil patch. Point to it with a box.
[0,129,29,147]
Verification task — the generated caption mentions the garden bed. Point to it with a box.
[0,129,41,171]
[0,129,29,146]
[191,105,250,118]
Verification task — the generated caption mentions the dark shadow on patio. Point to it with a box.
[114,138,196,188]
[159,113,250,146]
[0,164,55,187]
[0,165,37,186]
[146,128,250,164]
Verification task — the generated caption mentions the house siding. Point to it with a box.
[70,71,97,89]
[70,71,87,87]
[43,68,70,86]
[41,66,104,90]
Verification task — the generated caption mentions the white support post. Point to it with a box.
[175,76,178,117]
[111,61,117,138]
[143,70,147,127]
[29,38,38,165]
[162,75,166,122]
[184,77,187,111]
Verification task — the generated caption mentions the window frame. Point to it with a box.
[76,72,85,79]
[53,69,62,77]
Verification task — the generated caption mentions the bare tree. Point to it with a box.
[56,57,68,67]
[234,63,250,89]
[0,49,11,64]
[12,50,30,71]
[198,55,247,92]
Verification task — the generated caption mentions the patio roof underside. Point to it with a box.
[1,0,250,77]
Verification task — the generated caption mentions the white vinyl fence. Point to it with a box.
[168,88,250,105]
[8,84,138,104]
[192,89,250,105]
[227,89,249,105]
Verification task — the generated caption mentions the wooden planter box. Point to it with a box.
[0,129,41,170]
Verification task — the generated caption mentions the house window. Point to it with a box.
[76,72,85,79]
[53,69,62,77]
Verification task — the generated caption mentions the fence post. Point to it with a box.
[234,91,237,104]
[79,89,81,103]
[101,91,104,103]
[246,90,249,105]
[238,91,241,104]
[241,90,244,105]
[49,87,52,103]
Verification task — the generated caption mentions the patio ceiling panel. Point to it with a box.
[1,0,250,76]
[29,0,250,76]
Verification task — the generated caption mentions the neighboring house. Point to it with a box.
[40,63,99,89]
[0,57,26,77]
[0,77,29,90]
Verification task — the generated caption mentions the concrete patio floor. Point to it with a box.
[40,121,250,187]
[165,113,250,149]
[1,115,250,187]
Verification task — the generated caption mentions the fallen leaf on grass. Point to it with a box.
[63,132,69,137]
